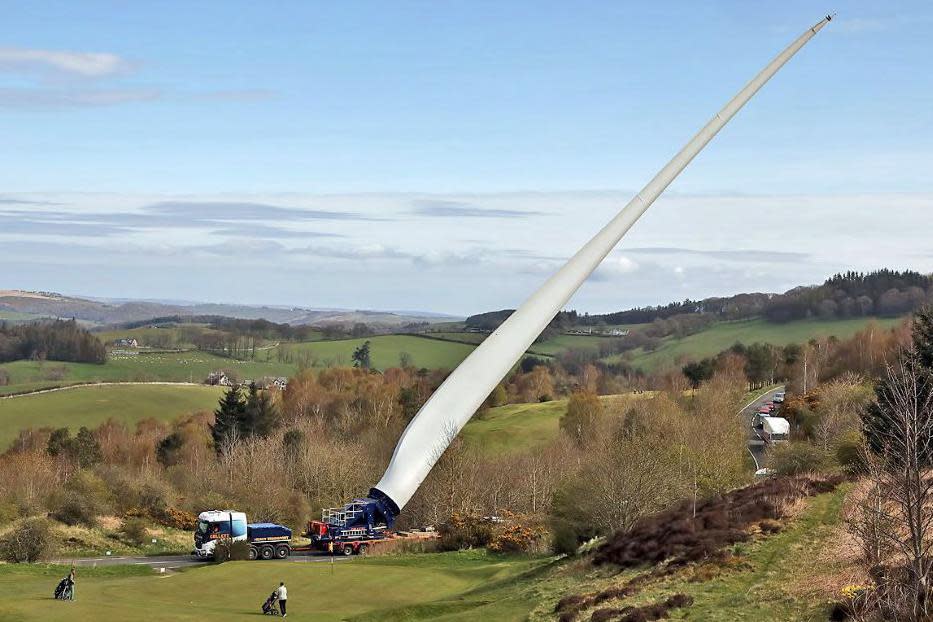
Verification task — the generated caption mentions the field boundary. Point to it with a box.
[0,381,208,400]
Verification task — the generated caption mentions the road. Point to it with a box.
[741,384,785,470]
[57,550,351,570]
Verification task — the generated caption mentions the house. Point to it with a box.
[206,371,231,386]
[114,337,139,348]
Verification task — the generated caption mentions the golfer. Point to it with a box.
[276,581,287,617]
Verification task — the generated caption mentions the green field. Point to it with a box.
[462,394,638,454]
[613,316,905,371]
[0,310,47,322]
[278,334,477,370]
[0,551,547,621]
[0,351,298,396]
[0,384,224,447]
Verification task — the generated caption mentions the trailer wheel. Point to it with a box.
[248,545,258,561]
[342,544,354,556]
[260,545,275,560]
[358,543,368,556]
[275,544,290,559]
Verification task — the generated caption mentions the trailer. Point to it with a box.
[761,417,790,444]
[304,500,390,555]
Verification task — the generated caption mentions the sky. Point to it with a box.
[1,1,932,316]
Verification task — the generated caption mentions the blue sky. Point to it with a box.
[2,2,932,315]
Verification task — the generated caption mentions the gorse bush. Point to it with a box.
[121,518,149,546]
[212,539,251,562]
[52,491,99,527]
[769,442,831,476]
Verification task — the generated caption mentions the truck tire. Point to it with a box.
[260,545,275,560]
[248,545,258,561]
[342,544,354,556]
[358,543,368,556]
[275,544,290,559]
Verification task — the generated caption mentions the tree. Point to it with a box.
[156,432,185,467]
[352,341,372,369]
[560,390,603,445]
[242,382,280,438]
[682,359,714,389]
[71,427,102,468]
[211,385,245,453]
[853,349,933,619]
[46,428,71,457]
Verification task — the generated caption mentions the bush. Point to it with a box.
[489,523,546,553]
[213,539,251,562]
[156,507,197,530]
[0,501,20,526]
[769,442,831,476]
[835,433,867,474]
[52,491,99,527]
[1,518,52,562]
[121,518,149,546]
[438,513,493,551]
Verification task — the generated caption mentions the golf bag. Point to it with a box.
[261,591,279,615]
[54,577,73,600]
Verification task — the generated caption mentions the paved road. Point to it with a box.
[741,385,785,470]
[57,550,351,570]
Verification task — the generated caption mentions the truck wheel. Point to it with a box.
[275,545,290,559]
[248,545,258,561]
[260,545,275,560]
[358,544,368,556]
[342,544,354,556]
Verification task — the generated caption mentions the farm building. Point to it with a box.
[206,371,232,386]
[113,337,139,347]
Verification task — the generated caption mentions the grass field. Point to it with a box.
[0,551,548,621]
[425,330,633,357]
[613,316,905,372]
[0,487,849,621]
[278,334,477,370]
[0,384,223,448]
[462,394,639,454]
[0,351,298,396]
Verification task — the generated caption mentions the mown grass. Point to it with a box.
[0,351,298,395]
[0,550,548,622]
[0,384,223,448]
[614,316,905,371]
[278,334,477,370]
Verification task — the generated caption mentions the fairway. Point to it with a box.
[462,394,638,454]
[615,316,905,371]
[0,351,298,396]
[0,552,547,621]
[278,334,477,370]
[0,384,223,448]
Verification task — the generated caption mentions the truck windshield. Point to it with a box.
[196,520,210,535]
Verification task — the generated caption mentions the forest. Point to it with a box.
[0,320,106,365]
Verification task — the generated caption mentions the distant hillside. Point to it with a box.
[0,290,458,328]
[465,269,933,330]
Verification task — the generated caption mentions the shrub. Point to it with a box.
[65,469,112,514]
[835,433,866,474]
[0,501,20,525]
[156,507,197,530]
[489,523,546,553]
[770,442,831,475]
[52,491,99,527]
[121,518,149,546]
[1,518,52,562]
[438,513,493,551]
[213,539,251,562]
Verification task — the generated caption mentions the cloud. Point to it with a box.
[0,87,160,108]
[411,199,545,219]
[623,246,808,263]
[146,201,374,222]
[212,224,345,239]
[0,197,61,206]
[589,256,640,282]
[0,47,132,78]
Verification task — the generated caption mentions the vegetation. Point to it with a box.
[0,319,106,364]
[0,384,223,448]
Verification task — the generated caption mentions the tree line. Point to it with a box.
[0,319,106,364]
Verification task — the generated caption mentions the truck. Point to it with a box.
[193,510,293,560]
[761,416,790,444]
[305,499,391,556]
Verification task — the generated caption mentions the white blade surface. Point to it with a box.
[375,15,833,511]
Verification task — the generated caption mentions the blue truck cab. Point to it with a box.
[193,510,293,560]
